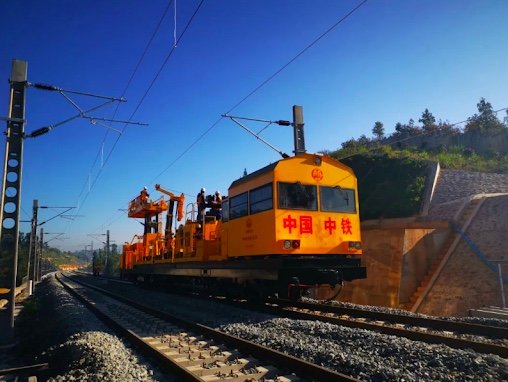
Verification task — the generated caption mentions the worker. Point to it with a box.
[140,186,150,204]
[196,187,206,220]
[211,191,222,219]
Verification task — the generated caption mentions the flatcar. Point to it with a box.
[120,152,366,299]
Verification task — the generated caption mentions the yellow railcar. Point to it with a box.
[121,152,366,299]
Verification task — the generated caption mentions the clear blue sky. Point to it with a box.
[1,0,507,252]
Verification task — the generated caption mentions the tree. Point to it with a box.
[372,121,385,140]
[419,109,437,134]
[357,134,371,146]
[394,119,420,137]
[465,98,505,132]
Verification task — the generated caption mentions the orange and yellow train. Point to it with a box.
[120,152,366,299]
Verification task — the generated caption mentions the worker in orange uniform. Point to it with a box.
[196,187,206,220]
[211,191,222,219]
[140,186,150,204]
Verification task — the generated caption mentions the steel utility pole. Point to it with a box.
[27,199,38,294]
[36,228,44,281]
[0,60,27,344]
[105,230,110,274]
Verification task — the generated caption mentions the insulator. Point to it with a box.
[28,126,52,138]
[32,83,61,91]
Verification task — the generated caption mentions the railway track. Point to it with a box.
[57,273,358,382]
[70,273,508,358]
[219,297,508,358]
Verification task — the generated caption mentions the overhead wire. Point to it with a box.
[77,0,205,216]
[80,0,206,235]
[90,0,370,233]
[65,0,177,238]
[150,0,369,182]
[66,0,205,235]
[74,0,175,205]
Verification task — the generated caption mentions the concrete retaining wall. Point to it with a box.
[418,195,508,316]
[340,219,448,307]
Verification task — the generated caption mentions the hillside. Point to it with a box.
[10,235,87,284]
[327,144,508,221]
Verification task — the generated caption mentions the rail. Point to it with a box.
[176,294,508,358]
[59,272,358,382]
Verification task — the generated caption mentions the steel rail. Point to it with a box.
[56,273,202,382]
[269,305,508,358]
[163,291,508,358]
[0,363,49,378]
[59,273,358,382]
[271,299,508,339]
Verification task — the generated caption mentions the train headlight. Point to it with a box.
[283,240,300,250]
[314,156,322,166]
[348,241,362,250]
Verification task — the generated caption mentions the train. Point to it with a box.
[120,112,366,300]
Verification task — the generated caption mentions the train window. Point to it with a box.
[230,192,248,219]
[250,183,273,214]
[278,182,317,211]
[320,186,356,213]
[222,199,229,222]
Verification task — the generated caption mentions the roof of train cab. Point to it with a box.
[228,153,355,191]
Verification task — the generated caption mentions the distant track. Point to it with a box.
[271,299,508,338]
[58,272,358,382]
[234,298,508,358]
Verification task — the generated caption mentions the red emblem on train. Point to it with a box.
[311,168,323,182]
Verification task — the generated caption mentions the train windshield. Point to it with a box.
[320,186,356,213]
[278,182,317,210]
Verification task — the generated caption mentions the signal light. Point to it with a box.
[283,240,292,250]
[292,240,300,249]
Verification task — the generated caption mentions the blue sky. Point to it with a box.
[1,0,507,252]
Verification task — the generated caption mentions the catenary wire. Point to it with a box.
[75,0,175,204]
[73,0,205,240]
[65,0,205,244]
[149,0,369,182]
[89,1,369,234]
[76,0,205,217]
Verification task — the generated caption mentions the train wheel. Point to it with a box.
[287,277,302,301]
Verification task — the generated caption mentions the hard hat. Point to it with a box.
[201,187,206,192]
[215,191,220,195]
[144,186,148,190]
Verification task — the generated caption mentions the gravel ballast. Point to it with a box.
[75,276,508,382]
[221,318,508,382]
[14,274,170,382]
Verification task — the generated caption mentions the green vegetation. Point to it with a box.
[90,244,120,277]
[329,148,429,220]
[0,232,86,287]
[324,98,508,220]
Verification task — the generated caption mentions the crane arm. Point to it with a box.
[155,184,185,221]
